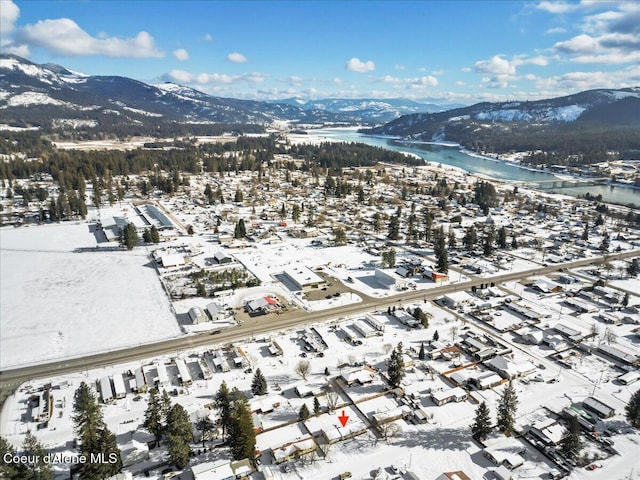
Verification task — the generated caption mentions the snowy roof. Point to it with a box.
[190,460,234,480]
[206,302,226,316]
[160,253,184,267]
[531,418,564,444]
[271,438,316,462]
[341,366,375,385]
[283,266,325,288]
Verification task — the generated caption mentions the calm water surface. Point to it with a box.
[311,127,640,207]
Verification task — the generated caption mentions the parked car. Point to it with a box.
[338,472,352,480]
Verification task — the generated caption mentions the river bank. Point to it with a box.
[290,127,639,207]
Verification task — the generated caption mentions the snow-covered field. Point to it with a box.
[0,222,181,368]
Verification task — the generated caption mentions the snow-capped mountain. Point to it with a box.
[0,54,353,131]
[366,88,640,140]
[270,97,446,123]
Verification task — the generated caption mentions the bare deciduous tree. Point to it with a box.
[383,343,393,355]
[378,421,401,443]
[325,384,339,411]
[295,360,311,380]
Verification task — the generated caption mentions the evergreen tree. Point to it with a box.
[387,342,406,388]
[234,188,244,203]
[422,211,433,243]
[166,404,193,469]
[251,368,268,396]
[299,403,310,420]
[313,397,322,416]
[196,282,207,297]
[279,203,287,220]
[599,232,610,252]
[227,389,256,461]
[627,258,639,277]
[412,307,430,328]
[471,401,492,442]
[582,223,589,241]
[434,226,448,274]
[333,227,347,246]
[143,228,152,243]
[120,222,138,250]
[214,381,232,438]
[560,416,583,459]
[511,234,518,249]
[234,218,246,239]
[433,330,440,342]
[143,390,164,447]
[0,436,28,479]
[626,388,640,429]
[497,226,507,249]
[72,382,121,479]
[418,343,426,360]
[448,229,457,249]
[372,212,383,234]
[150,225,160,243]
[21,431,53,480]
[496,381,519,436]
[483,225,496,256]
[195,416,216,448]
[204,184,214,204]
[291,204,301,223]
[463,225,477,252]
[387,215,400,240]
[382,248,396,268]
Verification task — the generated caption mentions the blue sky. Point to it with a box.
[1,0,639,104]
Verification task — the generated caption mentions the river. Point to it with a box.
[308,127,640,207]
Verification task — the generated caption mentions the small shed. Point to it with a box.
[213,251,233,264]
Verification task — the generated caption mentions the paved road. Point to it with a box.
[1,249,638,392]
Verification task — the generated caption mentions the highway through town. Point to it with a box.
[1,249,639,400]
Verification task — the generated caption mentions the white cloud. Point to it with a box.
[545,27,568,35]
[173,48,189,61]
[377,75,438,89]
[333,77,343,85]
[411,76,439,87]
[525,56,549,66]
[0,0,19,41]
[15,18,164,57]
[345,57,375,73]
[535,1,579,15]
[4,43,30,56]
[551,3,640,64]
[554,33,599,54]
[380,75,402,84]
[202,33,213,41]
[227,52,247,63]
[279,76,303,86]
[533,64,640,91]
[164,69,267,85]
[166,69,193,84]
[394,64,405,70]
[474,55,516,75]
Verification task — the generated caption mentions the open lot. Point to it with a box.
[0,221,181,368]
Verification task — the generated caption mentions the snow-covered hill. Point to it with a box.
[368,88,640,140]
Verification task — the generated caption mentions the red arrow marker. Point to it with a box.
[338,410,349,427]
